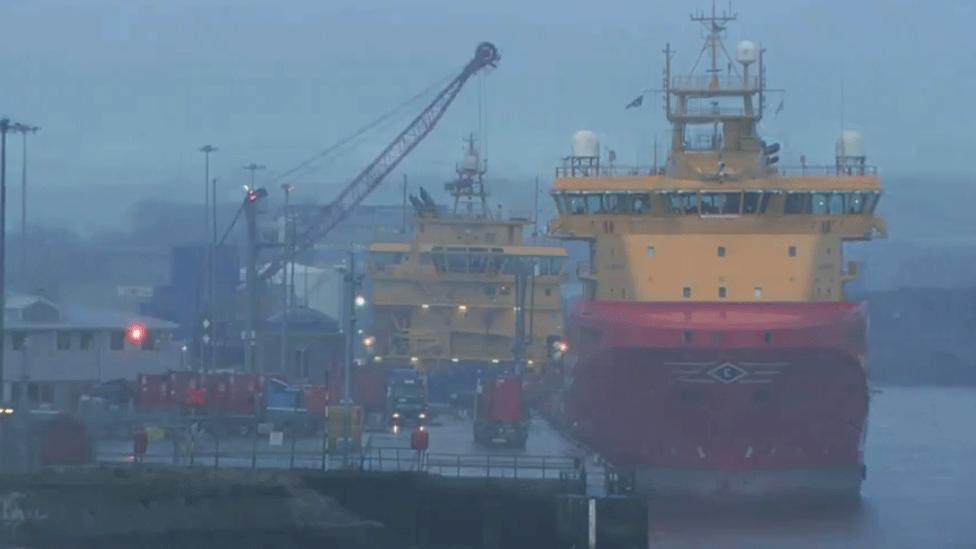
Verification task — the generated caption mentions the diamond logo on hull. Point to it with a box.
[708,362,748,384]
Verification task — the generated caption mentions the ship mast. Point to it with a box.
[445,133,491,218]
[664,1,773,180]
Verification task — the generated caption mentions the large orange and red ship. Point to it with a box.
[545,6,886,498]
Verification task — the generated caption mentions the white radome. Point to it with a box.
[571,130,600,158]
[461,151,480,172]
[836,129,866,158]
[736,40,757,65]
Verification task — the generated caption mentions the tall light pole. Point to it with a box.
[279,183,295,375]
[11,124,38,281]
[210,174,218,371]
[199,145,217,371]
[243,163,265,189]
[200,146,216,244]
[0,119,9,402]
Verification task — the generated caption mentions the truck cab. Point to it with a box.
[386,369,429,426]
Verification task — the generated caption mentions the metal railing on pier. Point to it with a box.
[95,434,585,488]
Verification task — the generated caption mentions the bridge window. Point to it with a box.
[829,192,845,214]
[785,191,874,215]
[446,252,467,273]
[371,252,403,270]
[468,254,487,274]
[629,194,650,214]
[667,192,699,215]
[556,194,586,215]
[585,194,605,214]
[847,192,867,214]
[742,192,771,214]
[811,193,829,214]
[784,193,810,214]
[866,191,881,213]
[700,192,741,215]
[536,257,565,276]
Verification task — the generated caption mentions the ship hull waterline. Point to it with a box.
[550,300,869,500]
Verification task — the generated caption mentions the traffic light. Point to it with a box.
[126,322,147,345]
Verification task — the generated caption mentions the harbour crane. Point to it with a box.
[238,41,499,372]
[258,41,500,281]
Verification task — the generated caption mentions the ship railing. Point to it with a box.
[94,430,583,488]
[669,104,753,118]
[778,165,879,177]
[555,165,664,178]
[671,75,760,93]
[361,447,584,483]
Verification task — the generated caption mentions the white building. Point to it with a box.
[3,294,181,410]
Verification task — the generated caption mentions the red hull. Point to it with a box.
[555,300,869,498]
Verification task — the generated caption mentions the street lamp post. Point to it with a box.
[279,183,295,375]
[11,124,38,281]
[199,145,217,371]
[0,119,8,402]
[243,163,265,189]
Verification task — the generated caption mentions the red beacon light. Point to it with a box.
[126,323,147,345]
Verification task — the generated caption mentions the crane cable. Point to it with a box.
[269,68,460,186]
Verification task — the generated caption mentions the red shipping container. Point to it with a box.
[136,373,171,411]
[204,373,232,413]
[169,371,204,411]
[226,373,261,415]
[351,365,389,415]
[302,385,330,418]
[478,376,524,423]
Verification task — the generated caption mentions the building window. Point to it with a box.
[141,335,155,351]
[57,331,72,351]
[789,245,797,257]
[110,331,125,350]
[711,332,722,344]
[682,287,692,298]
[764,331,774,345]
[717,246,726,257]
[754,287,763,300]
[11,333,26,351]
[682,331,693,345]
[80,332,94,351]
[718,287,727,298]
[646,246,655,257]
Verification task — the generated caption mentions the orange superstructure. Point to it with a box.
[545,4,886,499]
[367,137,565,405]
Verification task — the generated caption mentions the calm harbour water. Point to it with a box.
[646,386,976,548]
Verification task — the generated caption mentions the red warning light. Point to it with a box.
[126,323,147,345]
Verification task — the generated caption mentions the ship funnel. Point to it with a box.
[736,41,757,65]
[571,130,600,159]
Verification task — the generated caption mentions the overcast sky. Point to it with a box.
[1,0,973,230]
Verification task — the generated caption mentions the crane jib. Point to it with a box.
[259,42,499,280]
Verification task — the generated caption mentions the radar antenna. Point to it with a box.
[444,133,491,218]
